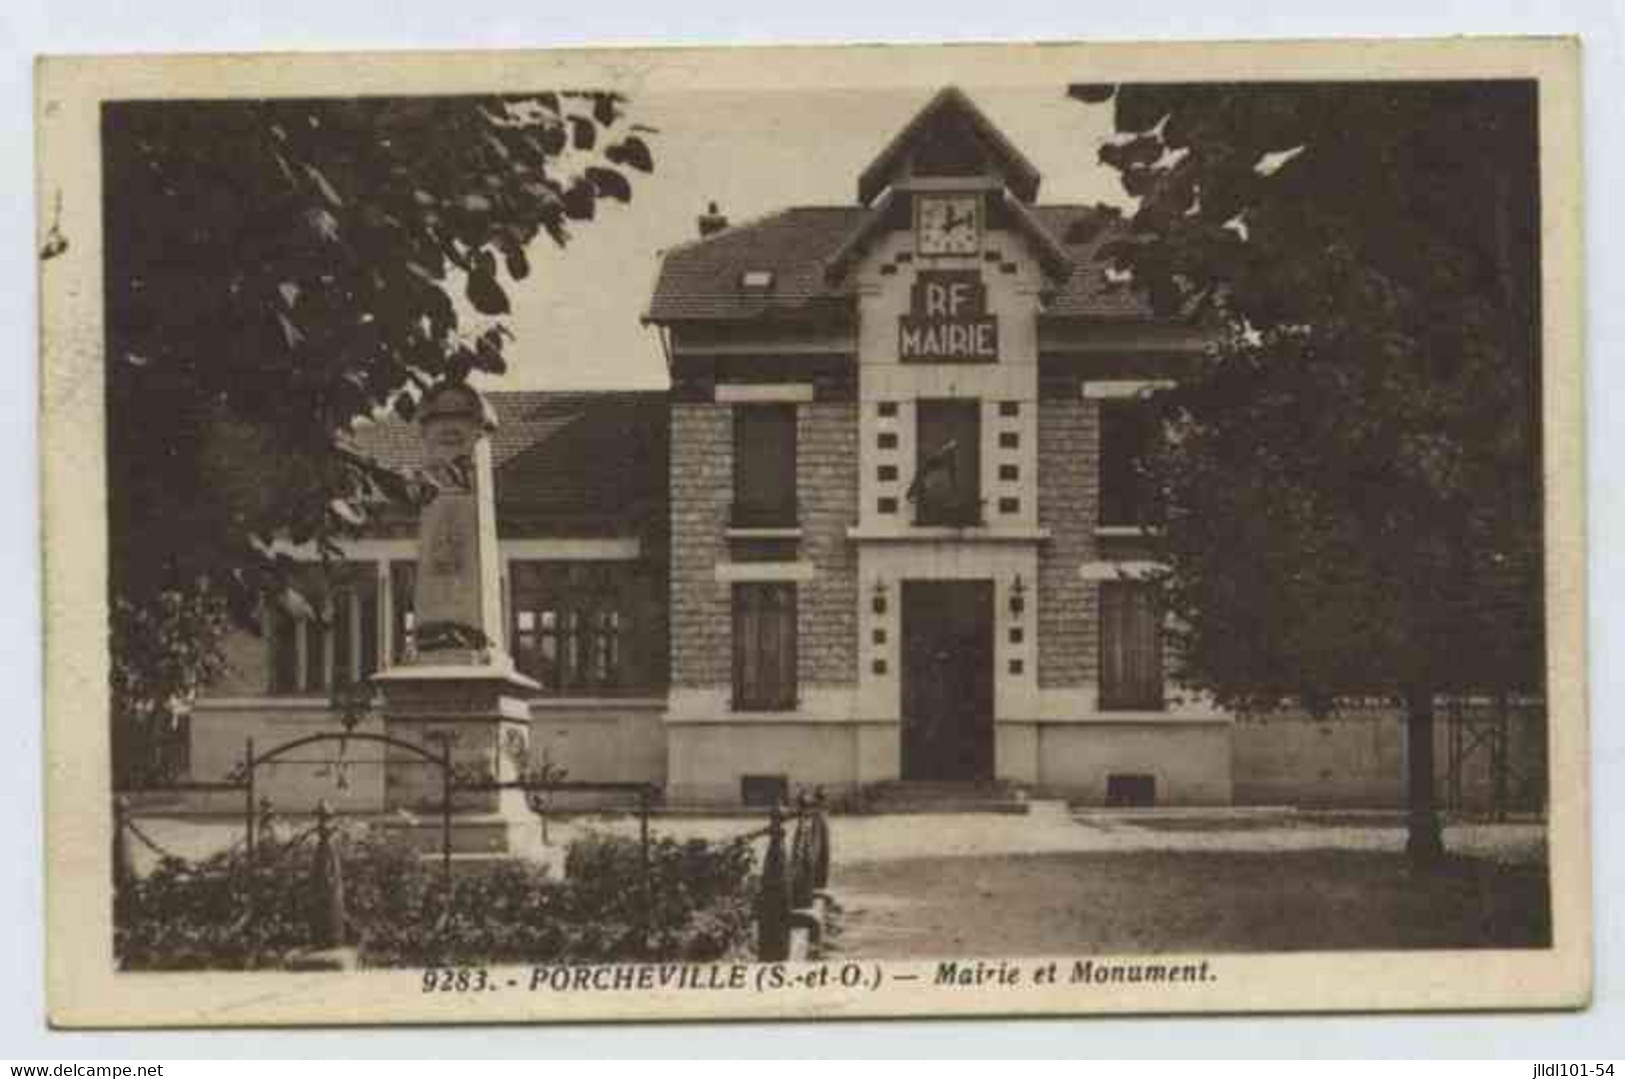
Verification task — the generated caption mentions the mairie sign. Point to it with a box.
[898,270,999,363]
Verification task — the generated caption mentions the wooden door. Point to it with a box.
[901,581,994,781]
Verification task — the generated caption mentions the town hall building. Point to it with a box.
[188,88,1531,813]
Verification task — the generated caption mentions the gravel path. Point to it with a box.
[828,847,1552,958]
[126,801,1547,877]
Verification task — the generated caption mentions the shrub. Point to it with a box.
[115,822,758,970]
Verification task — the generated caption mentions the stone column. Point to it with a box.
[372,382,538,854]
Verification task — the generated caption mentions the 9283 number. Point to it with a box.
[422,968,491,993]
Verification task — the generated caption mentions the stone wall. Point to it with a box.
[669,403,732,688]
[797,401,859,687]
[1232,704,1547,810]
[1037,721,1233,805]
[1037,398,1099,689]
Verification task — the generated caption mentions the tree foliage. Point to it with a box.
[103,94,655,777]
[1073,81,1544,856]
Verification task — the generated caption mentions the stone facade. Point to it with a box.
[796,401,859,687]
[669,402,733,688]
[1036,397,1099,691]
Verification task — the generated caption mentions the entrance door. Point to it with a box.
[901,580,994,781]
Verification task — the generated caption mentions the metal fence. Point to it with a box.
[113,730,832,964]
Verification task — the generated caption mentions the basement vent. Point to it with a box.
[1105,773,1157,807]
[741,773,788,807]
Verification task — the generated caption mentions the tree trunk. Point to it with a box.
[1405,686,1446,865]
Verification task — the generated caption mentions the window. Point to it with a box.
[1100,400,1157,528]
[911,399,981,526]
[510,562,658,694]
[268,563,380,695]
[732,582,797,711]
[732,405,797,528]
[391,562,417,662]
[1099,581,1164,710]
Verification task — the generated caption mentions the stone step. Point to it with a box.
[860,799,1031,816]
[861,781,1031,815]
[867,779,1023,796]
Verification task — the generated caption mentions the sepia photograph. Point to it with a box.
[36,38,1587,1027]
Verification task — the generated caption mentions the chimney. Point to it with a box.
[697,201,729,237]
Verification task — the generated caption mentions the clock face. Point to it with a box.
[916,194,980,256]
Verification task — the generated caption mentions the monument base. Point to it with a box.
[371,658,540,856]
[372,812,533,856]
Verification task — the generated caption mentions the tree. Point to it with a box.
[103,94,655,783]
[1071,81,1544,862]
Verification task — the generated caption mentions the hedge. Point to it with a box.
[115,824,757,970]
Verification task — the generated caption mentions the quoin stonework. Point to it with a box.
[186,88,1542,812]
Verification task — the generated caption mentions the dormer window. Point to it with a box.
[739,269,775,292]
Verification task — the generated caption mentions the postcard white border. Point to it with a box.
[35,37,1588,1029]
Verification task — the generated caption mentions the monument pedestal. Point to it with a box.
[368,380,538,855]
[372,658,540,855]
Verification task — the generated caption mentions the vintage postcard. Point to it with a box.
[38,37,1587,1027]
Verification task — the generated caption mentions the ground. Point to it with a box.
[830,848,1548,957]
[128,802,1550,958]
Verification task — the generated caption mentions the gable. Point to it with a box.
[856,86,1042,205]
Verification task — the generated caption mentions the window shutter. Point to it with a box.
[733,583,798,710]
[1100,401,1154,528]
[1100,582,1163,710]
[733,405,798,526]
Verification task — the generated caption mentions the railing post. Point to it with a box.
[112,794,135,912]
[639,785,652,958]
[257,796,276,843]
[810,787,831,892]
[789,793,814,910]
[310,799,346,949]
[756,801,790,962]
[440,743,454,900]
[244,736,256,861]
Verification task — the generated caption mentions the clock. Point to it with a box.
[915,194,980,256]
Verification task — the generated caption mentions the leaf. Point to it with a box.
[1068,83,1117,104]
[605,135,653,173]
[503,244,530,281]
[586,166,631,203]
[537,122,566,156]
[465,265,511,315]
[569,115,596,152]
[561,179,596,221]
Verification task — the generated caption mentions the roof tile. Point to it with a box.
[648,202,1156,324]
[348,390,668,524]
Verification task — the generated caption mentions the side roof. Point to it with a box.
[348,390,669,528]
[646,202,1154,325]
[644,206,872,325]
